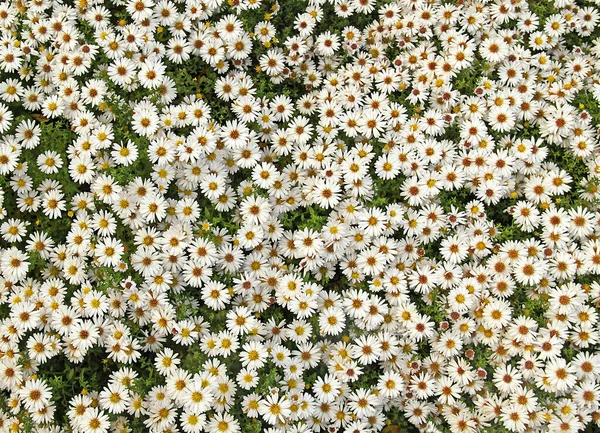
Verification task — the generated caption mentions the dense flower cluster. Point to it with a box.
[1,0,600,432]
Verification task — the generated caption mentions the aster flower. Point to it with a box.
[1,1,600,432]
